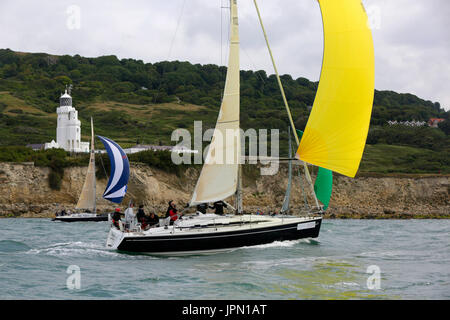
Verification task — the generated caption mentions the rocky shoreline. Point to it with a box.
[0,162,449,219]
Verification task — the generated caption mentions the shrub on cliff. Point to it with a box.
[0,146,32,162]
[33,149,67,190]
[48,170,62,190]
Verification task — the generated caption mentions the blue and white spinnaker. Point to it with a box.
[97,136,130,204]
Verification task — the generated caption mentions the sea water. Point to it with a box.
[0,218,448,300]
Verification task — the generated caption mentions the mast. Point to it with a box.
[232,0,243,215]
[91,117,96,213]
[235,164,243,214]
[281,127,292,214]
[253,0,320,209]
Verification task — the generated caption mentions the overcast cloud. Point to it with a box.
[0,0,448,110]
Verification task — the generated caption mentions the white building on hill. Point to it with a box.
[44,89,89,153]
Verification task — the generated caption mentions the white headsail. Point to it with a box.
[190,0,241,205]
[75,118,96,212]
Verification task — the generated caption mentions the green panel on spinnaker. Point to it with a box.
[314,167,333,210]
[296,130,333,210]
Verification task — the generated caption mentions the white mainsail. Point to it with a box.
[75,118,96,212]
[190,0,240,205]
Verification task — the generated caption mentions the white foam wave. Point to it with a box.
[25,241,120,258]
[241,238,318,250]
[358,250,404,258]
[335,281,360,287]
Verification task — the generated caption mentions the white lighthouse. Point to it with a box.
[45,89,90,153]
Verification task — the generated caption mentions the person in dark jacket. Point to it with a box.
[166,200,175,218]
[136,205,147,229]
[210,201,228,215]
[196,203,208,214]
[112,208,122,230]
[147,212,160,227]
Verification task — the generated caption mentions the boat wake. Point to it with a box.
[25,241,119,258]
[241,238,320,251]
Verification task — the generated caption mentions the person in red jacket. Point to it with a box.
[169,202,179,225]
[112,208,122,230]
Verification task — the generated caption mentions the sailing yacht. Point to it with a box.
[52,118,109,222]
[106,0,374,255]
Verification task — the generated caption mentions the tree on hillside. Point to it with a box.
[438,119,450,135]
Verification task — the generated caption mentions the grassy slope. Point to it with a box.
[0,91,216,146]
[360,144,448,174]
[0,92,56,145]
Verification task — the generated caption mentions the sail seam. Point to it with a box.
[217,120,239,124]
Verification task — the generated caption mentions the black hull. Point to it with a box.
[52,215,109,222]
[117,219,322,253]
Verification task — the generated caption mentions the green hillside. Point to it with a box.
[0,49,449,173]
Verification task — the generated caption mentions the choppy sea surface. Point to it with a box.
[0,218,448,300]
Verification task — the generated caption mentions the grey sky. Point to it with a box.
[0,0,448,110]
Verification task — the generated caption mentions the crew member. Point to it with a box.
[168,202,180,225]
[124,202,136,230]
[112,208,122,230]
[136,205,147,229]
[148,212,160,227]
[196,203,208,214]
[210,201,228,216]
[166,200,175,219]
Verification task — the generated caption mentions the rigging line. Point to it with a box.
[241,46,267,100]
[253,0,298,145]
[253,0,320,210]
[99,151,109,183]
[281,126,292,215]
[297,166,309,210]
[220,0,224,98]
[168,0,187,59]
[241,46,266,85]
[238,13,266,86]
[153,0,187,103]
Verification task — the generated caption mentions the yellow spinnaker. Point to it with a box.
[296,0,375,178]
